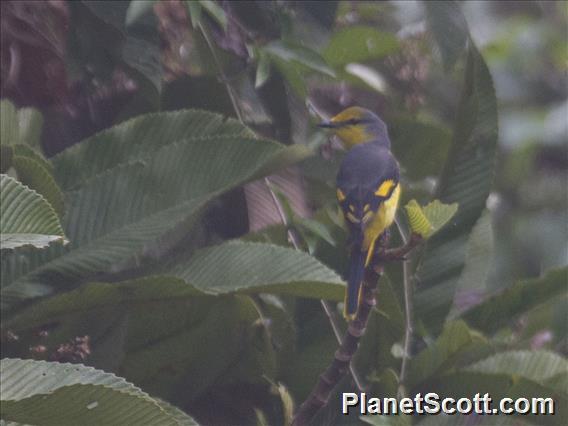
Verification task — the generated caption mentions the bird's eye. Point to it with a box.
[347,118,360,125]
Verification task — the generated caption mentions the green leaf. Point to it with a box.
[404,199,458,238]
[264,41,336,78]
[154,398,200,425]
[460,267,568,334]
[448,210,493,317]
[0,100,18,145]
[255,50,271,89]
[404,200,433,238]
[12,144,53,173]
[465,350,568,384]
[2,278,276,403]
[295,217,336,248]
[125,0,157,27]
[355,276,405,384]
[283,328,337,401]
[52,110,256,190]
[12,155,65,217]
[0,100,43,148]
[171,241,345,300]
[2,111,312,307]
[426,371,565,426]
[0,175,66,250]
[414,34,498,331]
[323,26,400,68]
[2,277,205,332]
[0,144,12,173]
[391,117,452,181]
[121,294,269,402]
[269,56,308,98]
[425,351,568,425]
[0,358,196,425]
[272,382,294,426]
[425,1,469,70]
[199,0,227,31]
[406,320,490,390]
[185,0,203,28]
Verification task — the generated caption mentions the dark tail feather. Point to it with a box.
[344,249,365,319]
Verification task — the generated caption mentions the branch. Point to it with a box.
[291,233,422,426]
[291,264,382,426]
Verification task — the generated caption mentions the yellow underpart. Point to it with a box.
[336,188,346,202]
[363,184,401,266]
[375,179,396,197]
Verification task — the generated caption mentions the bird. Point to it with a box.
[319,106,400,320]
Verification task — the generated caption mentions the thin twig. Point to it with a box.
[197,19,365,391]
[395,217,414,398]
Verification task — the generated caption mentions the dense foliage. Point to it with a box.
[1,1,566,425]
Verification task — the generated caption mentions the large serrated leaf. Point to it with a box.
[414,3,498,332]
[449,210,494,317]
[2,277,278,402]
[0,175,66,250]
[406,320,490,390]
[460,267,568,334]
[12,156,64,217]
[424,371,565,426]
[425,1,469,71]
[3,241,344,334]
[170,240,345,300]
[0,358,196,425]
[2,111,311,308]
[465,350,568,384]
[52,110,256,190]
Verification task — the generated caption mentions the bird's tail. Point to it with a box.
[344,248,366,320]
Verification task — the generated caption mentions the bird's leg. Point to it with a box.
[373,231,422,269]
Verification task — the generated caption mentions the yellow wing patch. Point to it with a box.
[374,179,396,198]
[336,188,346,202]
[364,184,401,266]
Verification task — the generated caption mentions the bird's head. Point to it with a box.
[318,106,390,149]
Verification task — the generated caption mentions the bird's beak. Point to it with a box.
[317,120,338,129]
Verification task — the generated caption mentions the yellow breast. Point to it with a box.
[362,184,401,266]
